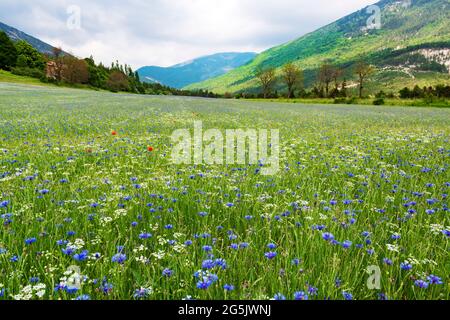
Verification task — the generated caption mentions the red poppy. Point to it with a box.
[111,130,117,136]
[147,146,154,152]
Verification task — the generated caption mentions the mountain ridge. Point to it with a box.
[137,52,257,89]
[0,21,58,55]
[186,0,450,94]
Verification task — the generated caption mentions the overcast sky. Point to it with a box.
[0,0,377,69]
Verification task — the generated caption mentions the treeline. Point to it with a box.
[0,31,216,97]
[242,60,375,100]
[399,85,450,99]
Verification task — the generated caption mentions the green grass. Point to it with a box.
[246,97,450,108]
[0,70,49,86]
[0,83,449,300]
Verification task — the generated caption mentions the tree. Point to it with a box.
[61,56,89,84]
[14,40,46,70]
[281,63,303,98]
[51,47,65,81]
[317,62,335,97]
[256,66,277,99]
[354,60,375,98]
[0,31,18,70]
[106,71,129,92]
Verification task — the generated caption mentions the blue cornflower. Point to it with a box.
[414,280,429,289]
[25,237,37,245]
[273,293,286,300]
[198,211,208,217]
[62,246,75,256]
[342,291,353,300]
[134,288,151,299]
[162,268,174,277]
[131,221,138,227]
[223,284,234,291]
[65,286,79,294]
[215,258,227,270]
[112,253,127,264]
[400,262,413,271]
[139,233,152,239]
[294,291,308,300]
[291,258,300,266]
[67,231,76,237]
[264,251,277,259]
[383,258,393,266]
[0,200,9,208]
[30,277,40,283]
[73,250,89,262]
[165,224,173,229]
[202,245,213,252]
[378,293,389,300]
[342,240,352,249]
[197,280,212,290]
[184,240,193,246]
[361,231,370,238]
[202,259,215,269]
[322,232,335,241]
[308,285,318,296]
[391,234,401,240]
[442,230,450,237]
[75,294,91,300]
[267,243,277,250]
[239,242,249,248]
[57,239,68,246]
[427,275,443,285]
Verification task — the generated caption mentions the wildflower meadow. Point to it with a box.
[0,83,449,300]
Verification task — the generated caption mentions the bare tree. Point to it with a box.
[354,61,375,98]
[52,47,64,81]
[61,56,89,84]
[256,66,277,99]
[281,63,303,98]
[317,62,335,97]
[106,71,129,92]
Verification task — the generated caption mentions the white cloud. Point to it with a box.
[0,0,378,69]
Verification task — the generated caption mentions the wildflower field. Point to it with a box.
[0,82,449,300]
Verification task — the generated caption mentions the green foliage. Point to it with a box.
[0,31,18,70]
[11,66,44,79]
[14,40,46,70]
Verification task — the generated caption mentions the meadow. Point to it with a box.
[0,82,449,300]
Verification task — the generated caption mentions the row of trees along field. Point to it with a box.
[0,31,218,97]
[252,60,374,99]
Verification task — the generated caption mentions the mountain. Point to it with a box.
[186,0,450,94]
[137,52,257,89]
[0,21,57,55]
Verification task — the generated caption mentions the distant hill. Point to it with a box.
[187,0,450,94]
[137,52,257,89]
[0,21,58,55]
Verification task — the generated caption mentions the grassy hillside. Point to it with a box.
[186,0,450,94]
[0,69,48,86]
